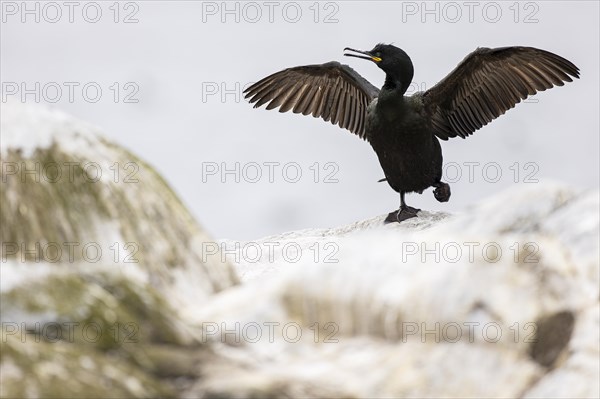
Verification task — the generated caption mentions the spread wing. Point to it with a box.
[244,61,380,139]
[422,47,580,140]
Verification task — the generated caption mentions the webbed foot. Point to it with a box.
[384,206,420,224]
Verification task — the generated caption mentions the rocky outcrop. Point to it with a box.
[0,102,236,397]
[193,183,599,398]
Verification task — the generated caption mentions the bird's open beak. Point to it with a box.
[344,47,382,62]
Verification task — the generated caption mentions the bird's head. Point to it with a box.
[344,43,414,93]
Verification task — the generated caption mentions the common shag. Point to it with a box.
[243,44,579,223]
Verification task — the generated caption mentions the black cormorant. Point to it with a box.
[243,44,579,223]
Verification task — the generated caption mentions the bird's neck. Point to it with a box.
[382,56,414,95]
[376,83,409,122]
[383,72,412,95]
[383,78,408,94]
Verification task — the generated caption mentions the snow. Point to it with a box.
[1,100,95,157]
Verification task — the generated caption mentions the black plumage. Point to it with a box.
[244,44,579,222]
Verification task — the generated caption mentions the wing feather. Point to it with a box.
[422,46,579,140]
[244,61,379,139]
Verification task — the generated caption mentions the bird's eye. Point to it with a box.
[375,52,381,57]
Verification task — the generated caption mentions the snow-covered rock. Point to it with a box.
[1,101,237,314]
[0,102,237,397]
[190,183,599,398]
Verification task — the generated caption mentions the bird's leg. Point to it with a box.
[384,192,420,223]
[433,181,451,203]
[399,191,420,215]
